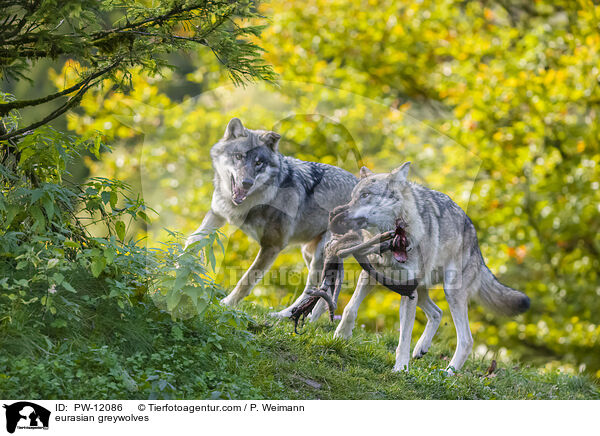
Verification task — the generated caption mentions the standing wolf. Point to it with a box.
[184,118,357,315]
[330,162,530,373]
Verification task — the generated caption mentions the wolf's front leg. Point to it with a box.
[393,292,418,372]
[184,209,226,251]
[333,270,374,339]
[221,245,281,306]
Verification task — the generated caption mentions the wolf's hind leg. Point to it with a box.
[412,288,442,359]
[444,286,473,374]
[333,270,374,339]
[300,243,314,268]
[307,235,330,322]
[393,291,419,372]
[270,235,326,318]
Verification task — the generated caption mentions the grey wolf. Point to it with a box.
[330,162,530,373]
[184,118,357,316]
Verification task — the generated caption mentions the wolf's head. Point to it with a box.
[210,118,282,206]
[329,162,412,235]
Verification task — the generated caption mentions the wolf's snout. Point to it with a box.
[354,216,368,228]
[329,203,367,234]
[231,174,251,205]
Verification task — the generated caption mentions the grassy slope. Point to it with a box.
[1,296,598,400]
[240,304,599,400]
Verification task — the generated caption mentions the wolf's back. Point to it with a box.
[283,157,358,210]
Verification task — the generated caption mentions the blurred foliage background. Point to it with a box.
[21,0,600,376]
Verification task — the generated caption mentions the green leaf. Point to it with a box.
[110,191,118,209]
[91,135,101,158]
[104,248,115,265]
[47,258,59,269]
[5,205,18,227]
[166,290,182,311]
[18,147,36,166]
[101,191,111,205]
[16,260,29,270]
[30,206,46,232]
[30,189,45,204]
[51,272,64,284]
[205,246,216,271]
[91,257,106,278]
[61,281,76,293]
[173,268,190,292]
[115,220,126,241]
[51,319,67,328]
[137,210,151,223]
[43,196,55,222]
[182,285,199,307]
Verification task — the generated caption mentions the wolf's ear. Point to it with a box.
[390,162,411,183]
[224,117,247,140]
[359,166,374,179]
[260,131,281,152]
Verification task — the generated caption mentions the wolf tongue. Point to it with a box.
[393,249,408,263]
[391,229,408,263]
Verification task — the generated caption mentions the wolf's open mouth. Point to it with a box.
[231,175,249,205]
[391,220,409,263]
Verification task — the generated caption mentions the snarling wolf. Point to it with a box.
[184,118,357,316]
[331,162,530,373]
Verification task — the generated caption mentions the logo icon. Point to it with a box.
[3,402,50,434]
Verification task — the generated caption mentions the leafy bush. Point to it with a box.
[0,111,258,399]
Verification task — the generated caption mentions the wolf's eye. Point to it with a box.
[255,159,263,167]
[233,153,243,161]
[360,192,369,199]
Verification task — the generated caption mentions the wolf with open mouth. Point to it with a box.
[184,118,357,315]
[330,162,530,373]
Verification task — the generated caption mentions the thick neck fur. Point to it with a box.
[390,182,426,249]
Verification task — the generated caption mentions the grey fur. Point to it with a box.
[333,162,530,373]
[185,118,357,312]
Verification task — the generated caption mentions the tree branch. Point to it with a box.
[90,3,210,41]
[0,59,121,141]
[114,30,209,46]
[0,61,120,115]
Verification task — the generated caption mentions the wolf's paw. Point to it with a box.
[392,362,410,373]
[307,305,326,323]
[333,325,353,340]
[268,309,292,319]
[220,295,237,307]
[442,366,456,376]
[412,349,428,359]
[412,344,429,359]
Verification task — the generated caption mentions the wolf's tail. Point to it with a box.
[477,265,530,316]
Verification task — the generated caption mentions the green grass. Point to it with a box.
[1,297,598,400]
[238,304,599,400]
